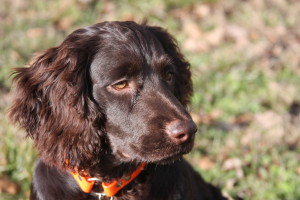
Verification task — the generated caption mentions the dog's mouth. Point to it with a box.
[140,140,194,164]
[116,142,193,165]
[145,145,193,165]
[113,132,195,164]
[154,135,195,162]
[154,153,184,165]
[157,143,194,164]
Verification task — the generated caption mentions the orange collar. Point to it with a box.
[69,162,146,197]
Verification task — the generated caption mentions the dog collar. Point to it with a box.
[69,162,146,197]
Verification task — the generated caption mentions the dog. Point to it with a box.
[9,21,226,200]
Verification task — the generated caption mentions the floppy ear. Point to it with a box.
[147,26,193,107]
[9,28,104,172]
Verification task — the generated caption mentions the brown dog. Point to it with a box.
[10,21,226,200]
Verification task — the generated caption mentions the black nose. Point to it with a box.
[166,120,197,144]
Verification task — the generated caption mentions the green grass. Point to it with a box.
[1,0,300,199]
[0,108,36,199]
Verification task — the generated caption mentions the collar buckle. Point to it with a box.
[93,192,114,200]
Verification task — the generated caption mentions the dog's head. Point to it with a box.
[10,21,197,174]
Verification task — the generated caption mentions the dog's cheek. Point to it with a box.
[105,130,138,159]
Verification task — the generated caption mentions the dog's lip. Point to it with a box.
[154,153,183,164]
[162,143,193,161]
[147,144,193,164]
[117,139,194,163]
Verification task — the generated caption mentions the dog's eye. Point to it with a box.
[112,81,128,90]
[165,72,174,82]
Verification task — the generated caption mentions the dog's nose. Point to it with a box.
[166,120,197,144]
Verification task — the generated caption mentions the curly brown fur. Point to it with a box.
[10,21,226,200]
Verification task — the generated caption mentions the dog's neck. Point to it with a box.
[69,162,147,197]
[88,158,143,181]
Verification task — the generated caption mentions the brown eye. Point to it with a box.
[165,72,174,82]
[112,81,128,90]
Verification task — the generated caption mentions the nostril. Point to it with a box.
[166,119,197,144]
[177,133,187,140]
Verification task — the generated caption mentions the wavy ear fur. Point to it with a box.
[9,28,104,173]
[147,26,193,107]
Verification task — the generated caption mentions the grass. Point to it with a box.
[1,0,300,199]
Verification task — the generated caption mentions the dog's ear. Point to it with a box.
[147,26,193,107]
[9,28,104,172]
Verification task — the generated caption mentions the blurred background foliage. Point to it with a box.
[1,0,300,199]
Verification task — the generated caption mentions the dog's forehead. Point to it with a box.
[90,40,173,84]
[90,50,141,83]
